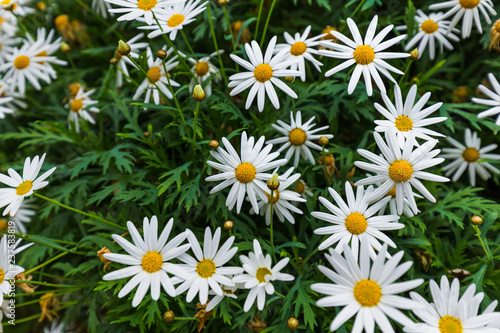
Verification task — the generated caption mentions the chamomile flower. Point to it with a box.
[319,15,410,96]
[429,0,496,38]
[312,181,402,258]
[355,131,449,215]
[0,0,34,17]
[205,131,287,214]
[67,87,100,133]
[0,153,56,217]
[138,0,207,40]
[374,84,446,148]
[273,25,324,81]
[10,199,35,233]
[92,0,112,18]
[228,36,300,112]
[0,31,19,65]
[24,28,67,80]
[404,276,500,333]
[0,11,17,36]
[103,216,190,307]
[232,239,294,312]
[175,227,243,305]
[249,167,306,225]
[133,47,180,106]
[206,278,241,312]
[441,128,500,186]
[114,33,148,87]
[267,111,334,167]
[311,242,424,332]
[472,73,500,125]
[105,0,182,25]
[292,179,313,201]
[0,237,34,302]
[188,50,222,97]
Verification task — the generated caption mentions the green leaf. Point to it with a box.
[157,161,192,195]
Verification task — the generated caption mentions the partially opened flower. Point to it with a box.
[114,33,148,87]
[472,73,500,125]
[67,86,100,133]
[188,50,222,97]
[105,0,182,25]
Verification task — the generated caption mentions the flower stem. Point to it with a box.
[269,191,277,263]
[398,59,413,86]
[259,0,278,47]
[192,101,201,150]
[24,251,70,275]
[254,0,265,41]
[206,2,228,87]
[321,146,331,185]
[473,225,492,262]
[180,29,196,56]
[161,58,186,127]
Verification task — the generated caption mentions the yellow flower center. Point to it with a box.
[137,0,157,11]
[295,180,305,194]
[462,147,480,163]
[14,55,30,70]
[141,251,163,273]
[234,162,256,184]
[290,41,307,56]
[388,160,413,183]
[70,99,83,113]
[256,267,272,283]
[353,279,382,307]
[265,190,280,204]
[353,45,375,65]
[439,315,463,333]
[253,63,273,83]
[0,269,4,284]
[147,66,161,83]
[344,212,368,235]
[195,61,209,77]
[288,128,307,146]
[395,115,413,132]
[459,0,479,9]
[386,185,397,198]
[421,19,439,34]
[167,13,185,27]
[196,259,216,278]
[16,180,33,196]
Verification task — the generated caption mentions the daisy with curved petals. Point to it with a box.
[312,242,423,333]
[273,25,324,81]
[0,11,17,36]
[0,237,33,303]
[355,131,449,215]
[0,31,19,65]
[0,0,34,17]
[312,181,402,258]
[429,0,496,38]
[374,84,446,149]
[228,36,300,112]
[67,86,100,133]
[10,199,36,233]
[0,153,56,217]
[103,216,190,307]
[472,73,500,125]
[205,131,287,214]
[115,33,148,87]
[319,15,410,96]
[233,239,294,312]
[267,111,334,167]
[375,182,421,218]
[188,50,222,97]
[441,128,500,186]
[175,227,243,305]
[206,277,241,312]
[105,0,182,25]
[404,276,500,333]
[23,28,67,80]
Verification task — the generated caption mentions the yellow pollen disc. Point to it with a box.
[265,190,280,204]
[290,41,307,56]
[388,160,413,183]
[395,115,413,132]
[70,99,83,113]
[353,279,382,307]
[289,128,307,146]
[253,63,273,83]
[344,212,368,235]
[353,45,375,65]
[196,259,216,278]
[195,61,209,77]
[386,185,397,198]
[14,55,30,70]
[295,180,305,194]
[439,315,463,333]
[462,147,480,163]
[167,13,185,28]
[141,251,163,273]
[421,19,439,34]
[256,267,272,283]
[147,66,161,83]
[0,269,4,284]
[235,162,256,184]
[137,0,157,11]
[16,180,33,196]
[459,0,479,9]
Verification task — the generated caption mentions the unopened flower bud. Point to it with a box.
[409,48,419,60]
[193,84,206,102]
[224,220,234,230]
[157,49,167,59]
[287,317,299,330]
[117,40,131,56]
[60,42,70,53]
[163,310,175,322]
[143,131,150,137]
[267,174,280,191]
[218,0,228,5]
[37,1,46,10]
[471,215,483,225]
[318,136,329,146]
[110,58,118,65]
[285,76,294,83]
[209,140,219,149]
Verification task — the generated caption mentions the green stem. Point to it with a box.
[192,101,201,150]
[66,52,76,71]
[321,146,331,186]
[161,58,186,126]
[473,225,492,262]
[174,317,197,321]
[24,251,70,275]
[222,6,238,58]
[254,0,265,41]
[259,0,278,47]
[180,29,196,56]
[0,230,77,246]
[291,94,296,114]
[274,291,286,298]
[75,0,123,40]
[13,280,90,288]
[350,0,367,19]
[14,302,78,324]
[398,59,413,86]
[206,1,228,87]
[269,191,277,263]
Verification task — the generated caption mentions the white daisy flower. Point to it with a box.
[138,0,207,40]
[249,167,306,225]
[374,84,446,149]
[0,0,34,17]
[375,181,421,218]
[228,36,300,112]
[206,277,241,312]
[103,216,190,307]
[429,0,496,38]
[133,47,180,106]
[354,131,449,215]
[23,28,67,79]
[232,239,294,312]
[472,73,500,125]
[105,0,182,25]
[0,81,26,112]
[188,50,222,97]
[0,153,56,217]
[92,0,112,18]
[311,242,424,332]
[441,128,500,186]
[0,31,19,65]
[319,15,410,96]
[0,237,33,303]
[10,199,35,234]
[0,11,17,36]
[205,131,287,214]
[175,227,244,305]
[404,276,500,333]
[115,33,148,87]
[67,86,100,133]
[312,181,402,257]
[273,25,324,81]
[267,110,334,167]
